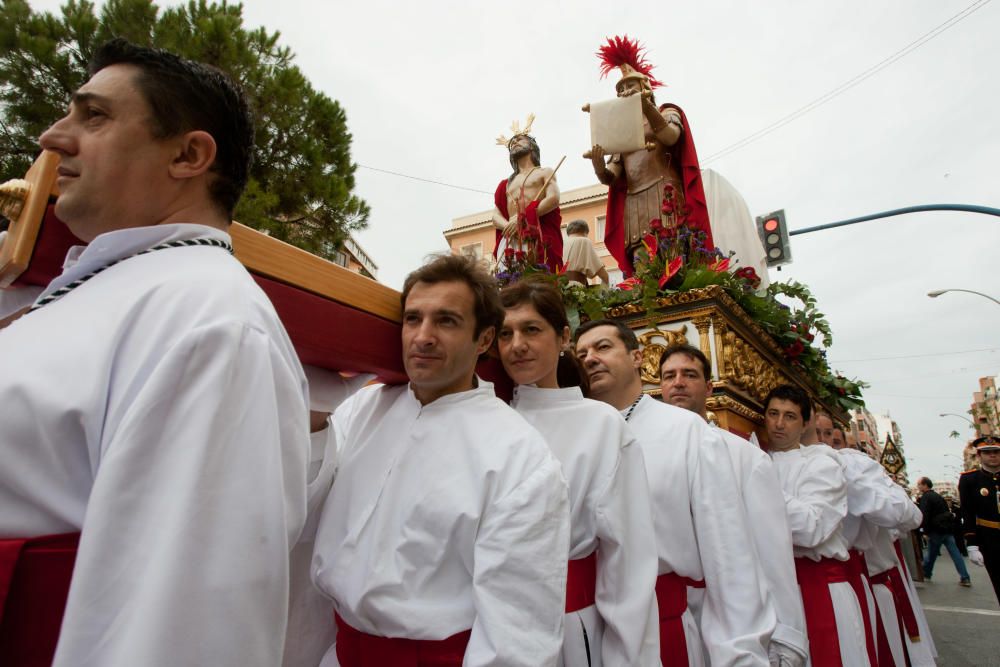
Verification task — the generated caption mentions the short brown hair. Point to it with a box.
[659,343,711,380]
[401,254,503,337]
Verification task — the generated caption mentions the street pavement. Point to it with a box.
[915,553,999,666]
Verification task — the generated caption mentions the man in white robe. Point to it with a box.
[660,344,807,667]
[765,385,870,667]
[312,254,570,667]
[816,416,931,666]
[575,319,772,667]
[0,39,310,666]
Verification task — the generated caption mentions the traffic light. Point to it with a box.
[756,209,792,268]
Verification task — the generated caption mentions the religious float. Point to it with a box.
[489,35,867,443]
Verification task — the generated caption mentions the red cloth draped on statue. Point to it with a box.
[493,180,563,272]
[565,551,597,613]
[0,532,80,667]
[794,556,849,667]
[335,614,471,667]
[603,103,712,277]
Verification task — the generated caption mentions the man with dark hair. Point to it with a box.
[576,321,773,667]
[917,476,971,586]
[312,254,570,666]
[959,436,1000,602]
[0,40,310,666]
[764,385,872,666]
[660,345,808,666]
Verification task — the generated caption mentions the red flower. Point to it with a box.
[649,218,663,231]
[708,258,730,272]
[514,250,526,261]
[663,183,675,194]
[617,276,642,291]
[504,247,516,258]
[805,332,815,343]
[785,340,805,359]
[658,257,683,288]
[658,226,675,239]
[734,267,761,288]
[642,233,658,257]
[661,201,675,214]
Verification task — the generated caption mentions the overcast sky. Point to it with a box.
[33,0,1000,484]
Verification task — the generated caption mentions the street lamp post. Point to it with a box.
[939,412,975,426]
[927,289,1000,307]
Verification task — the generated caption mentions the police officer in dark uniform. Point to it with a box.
[959,435,1000,603]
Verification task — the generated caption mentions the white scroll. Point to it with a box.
[588,95,645,154]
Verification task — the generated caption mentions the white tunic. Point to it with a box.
[626,396,772,667]
[511,385,659,666]
[312,381,571,667]
[713,427,808,662]
[0,224,311,667]
[770,444,869,667]
[865,486,936,667]
[837,448,916,552]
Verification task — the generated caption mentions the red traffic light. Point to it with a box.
[763,218,779,232]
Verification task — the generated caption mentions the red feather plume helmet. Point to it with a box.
[597,35,663,90]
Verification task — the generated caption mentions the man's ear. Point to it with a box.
[476,326,495,355]
[168,130,217,180]
[631,347,642,369]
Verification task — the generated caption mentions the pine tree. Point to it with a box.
[0,0,369,257]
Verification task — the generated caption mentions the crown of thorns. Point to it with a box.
[495,113,536,147]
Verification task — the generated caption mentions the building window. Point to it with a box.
[595,216,606,241]
[332,250,349,268]
[460,242,483,260]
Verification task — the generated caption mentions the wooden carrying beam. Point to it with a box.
[0,151,60,288]
[1,151,410,382]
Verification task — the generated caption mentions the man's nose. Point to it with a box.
[38,114,74,154]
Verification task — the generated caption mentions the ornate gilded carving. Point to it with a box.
[706,395,763,424]
[0,179,29,220]
[637,325,689,384]
[720,329,785,403]
[691,315,712,361]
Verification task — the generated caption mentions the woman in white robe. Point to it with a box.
[498,280,660,666]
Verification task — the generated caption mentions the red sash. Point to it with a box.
[566,552,597,613]
[655,572,697,667]
[334,614,471,667]
[0,532,80,667]
[794,556,850,667]
[869,567,920,643]
[847,550,879,666]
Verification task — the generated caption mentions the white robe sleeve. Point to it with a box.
[842,453,913,529]
[593,438,660,665]
[692,428,773,666]
[744,453,808,658]
[784,454,847,549]
[892,485,923,532]
[466,454,570,667]
[52,322,310,667]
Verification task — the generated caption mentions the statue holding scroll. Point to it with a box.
[492,115,563,272]
[586,36,713,276]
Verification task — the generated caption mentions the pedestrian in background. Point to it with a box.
[917,477,971,587]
